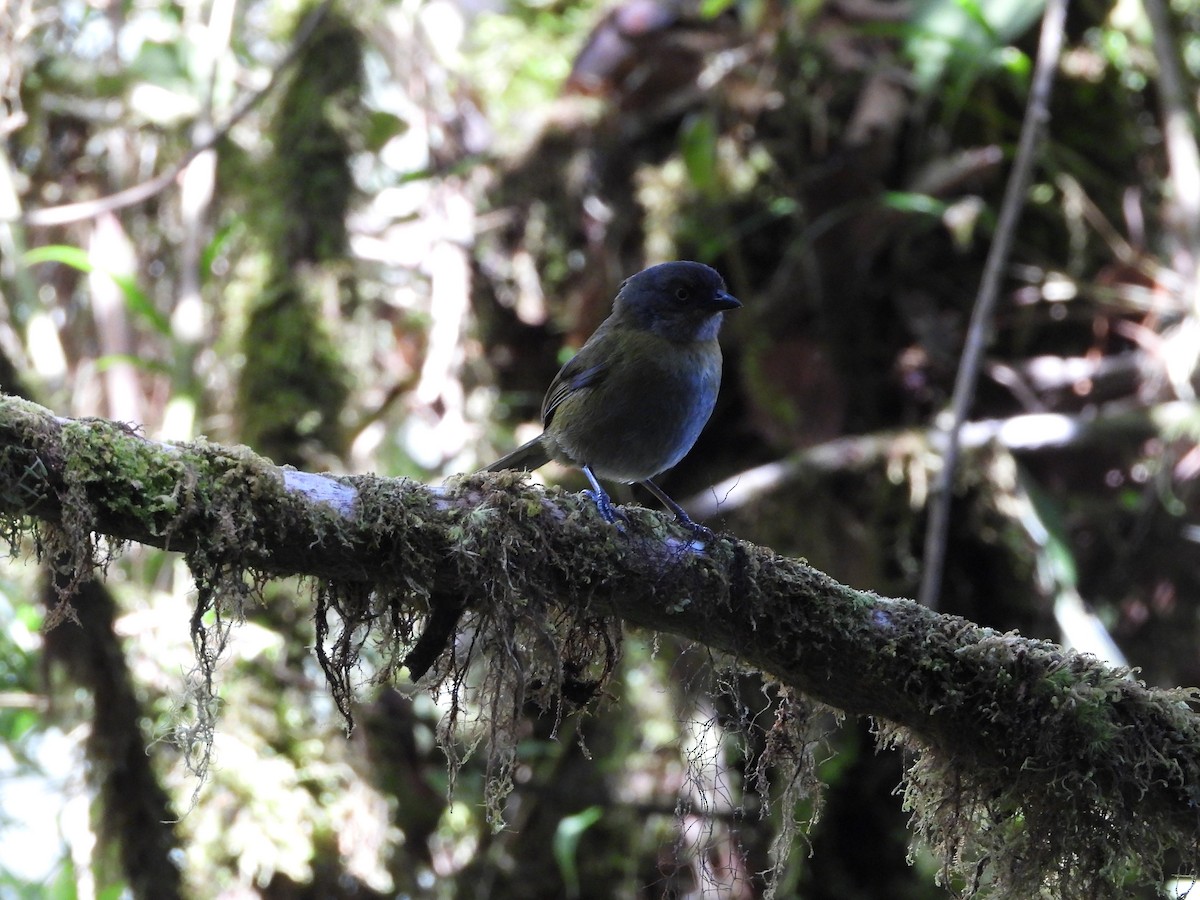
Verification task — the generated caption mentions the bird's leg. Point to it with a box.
[640,478,713,540]
[582,465,627,525]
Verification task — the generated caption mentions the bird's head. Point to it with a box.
[613,260,741,341]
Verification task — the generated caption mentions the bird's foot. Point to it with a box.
[584,488,628,526]
[676,513,714,543]
[640,478,713,544]
[582,465,629,527]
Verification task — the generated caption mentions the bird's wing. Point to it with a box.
[541,354,608,425]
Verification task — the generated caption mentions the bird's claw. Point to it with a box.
[584,489,629,527]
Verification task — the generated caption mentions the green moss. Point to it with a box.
[60,419,190,533]
[235,280,351,463]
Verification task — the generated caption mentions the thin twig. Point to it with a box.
[15,0,334,229]
[918,0,1069,609]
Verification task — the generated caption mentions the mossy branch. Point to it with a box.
[2,394,1199,897]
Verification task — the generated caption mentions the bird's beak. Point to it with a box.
[712,290,741,311]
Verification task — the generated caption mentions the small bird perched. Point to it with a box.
[482,260,740,531]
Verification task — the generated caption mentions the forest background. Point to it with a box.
[2,0,1200,896]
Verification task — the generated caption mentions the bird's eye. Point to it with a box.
[674,287,690,301]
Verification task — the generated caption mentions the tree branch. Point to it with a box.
[2,394,1199,895]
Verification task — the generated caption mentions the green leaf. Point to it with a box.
[905,0,1045,90]
[680,111,720,197]
[95,353,171,376]
[951,0,1000,40]
[363,110,409,153]
[22,243,91,272]
[129,40,187,86]
[553,805,603,899]
[1024,475,1078,587]
[22,245,171,337]
[1,709,38,743]
[995,45,1032,78]
[881,191,948,216]
[699,0,736,18]
[201,217,244,284]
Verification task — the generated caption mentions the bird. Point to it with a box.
[482,260,740,532]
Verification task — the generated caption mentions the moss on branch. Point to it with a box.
[2,394,1198,897]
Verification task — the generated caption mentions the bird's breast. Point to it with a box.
[548,334,723,482]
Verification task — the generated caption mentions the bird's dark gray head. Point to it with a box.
[613,260,741,341]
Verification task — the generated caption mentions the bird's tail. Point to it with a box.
[479,435,550,473]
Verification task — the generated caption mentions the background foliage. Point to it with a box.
[2,0,1199,896]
